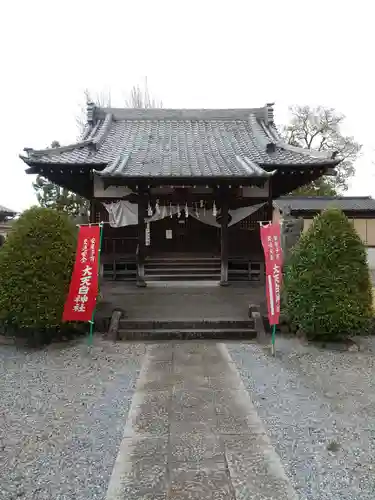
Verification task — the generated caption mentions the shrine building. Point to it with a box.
[0,204,17,247]
[21,104,340,287]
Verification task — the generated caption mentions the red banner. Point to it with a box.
[62,225,101,322]
[260,223,283,326]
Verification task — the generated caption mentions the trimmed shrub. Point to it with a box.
[284,208,373,340]
[0,207,77,345]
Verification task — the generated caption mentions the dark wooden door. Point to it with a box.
[149,215,219,254]
[174,218,188,251]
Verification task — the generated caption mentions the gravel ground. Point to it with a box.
[3,335,375,500]
[227,337,375,500]
[0,338,146,500]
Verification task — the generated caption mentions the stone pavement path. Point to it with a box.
[105,342,297,500]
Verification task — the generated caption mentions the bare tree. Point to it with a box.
[76,89,112,133]
[77,78,162,134]
[34,80,162,217]
[283,105,362,195]
[124,77,163,108]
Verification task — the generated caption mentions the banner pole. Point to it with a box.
[271,324,276,356]
[88,222,104,346]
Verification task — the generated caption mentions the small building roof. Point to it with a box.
[21,104,339,179]
[0,204,16,215]
[274,196,375,213]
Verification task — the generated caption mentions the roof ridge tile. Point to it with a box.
[94,107,270,122]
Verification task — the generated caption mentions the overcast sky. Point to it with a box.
[1,0,374,212]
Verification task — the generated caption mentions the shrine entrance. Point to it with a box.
[148,214,220,255]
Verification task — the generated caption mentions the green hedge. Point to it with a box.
[0,207,77,344]
[284,208,373,340]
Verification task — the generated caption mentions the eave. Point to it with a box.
[100,175,272,189]
[22,160,98,199]
[22,157,340,200]
[22,159,104,174]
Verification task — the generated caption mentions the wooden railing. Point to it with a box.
[102,236,138,256]
[228,258,264,282]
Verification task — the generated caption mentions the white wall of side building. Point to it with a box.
[367,248,375,270]
[301,217,375,271]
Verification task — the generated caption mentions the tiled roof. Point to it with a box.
[0,204,16,215]
[274,196,375,213]
[21,105,339,178]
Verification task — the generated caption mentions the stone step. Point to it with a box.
[143,271,256,281]
[145,262,221,269]
[146,256,220,262]
[118,328,257,341]
[145,273,220,280]
[145,269,255,275]
[146,268,221,275]
[145,265,220,271]
[119,319,255,330]
[143,280,223,287]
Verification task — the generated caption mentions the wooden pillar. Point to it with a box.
[137,188,147,287]
[90,200,104,278]
[220,189,229,286]
[89,200,96,224]
[261,178,274,285]
[267,178,273,222]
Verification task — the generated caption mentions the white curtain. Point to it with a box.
[104,201,265,228]
[104,201,179,227]
[104,200,138,227]
[190,204,265,227]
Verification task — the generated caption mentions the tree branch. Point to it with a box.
[285,104,361,194]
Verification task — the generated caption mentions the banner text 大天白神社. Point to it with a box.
[260,223,283,326]
[62,225,100,322]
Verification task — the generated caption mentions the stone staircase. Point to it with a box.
[98,282,263,341]
[117,318,257,341]
[102,255,263,283]
[145,256,221,281]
